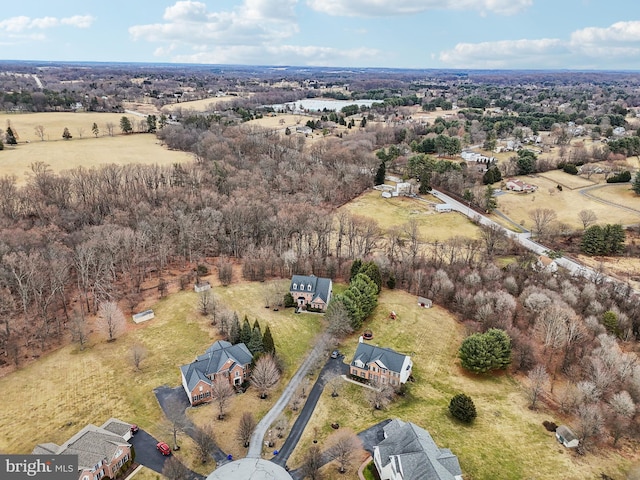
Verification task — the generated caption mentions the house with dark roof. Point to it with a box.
[350,341,413,386]
[289,274,333,312]
[33,420,133,480]
[181,340,253,406]
[373,419,463,480]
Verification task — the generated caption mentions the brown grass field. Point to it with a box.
[339,190,481,241]
[495,175,640,230]
[537,169,598,190]
[161,96,244,113]
[0,130,192,184]
[286,289,637,480]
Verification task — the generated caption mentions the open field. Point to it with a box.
[161,96,243,113]
[587,183,639,207]
[287,289,636,480]
[0,133,192,183]
[340,190,481,241]
[537,169,598,190]
[495,175,640,230]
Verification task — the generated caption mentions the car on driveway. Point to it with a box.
[130,424,139,435]
[330,350,339,359]
[156,442,171,456]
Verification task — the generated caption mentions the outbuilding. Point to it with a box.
[555,425,579,448]
[417,296,433,308]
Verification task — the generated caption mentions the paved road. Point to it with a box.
[129,429,204,480]
[272,354,348,468]
[247,338,329,458]
[430,188,640,294]
[154,385,229,465]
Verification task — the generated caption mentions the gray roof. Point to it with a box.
[181,340,253,391]
[101,418,131,437]
[556,425,577,442]
[376,419,461,480]
[351,342,409,374]
[33,424,130,470]
[290,274,332,304]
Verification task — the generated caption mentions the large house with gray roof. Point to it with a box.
[181,340,253,406]
[33,419,133,480]
[350,341,413,386]
[289,274,332,312]
[373,419,463,480]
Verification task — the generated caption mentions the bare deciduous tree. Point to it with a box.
[326,373,343,398]
[527,364,549,409]
[326,298,353,338]
[578,209,597,230]
[326,430,363,474]
[105,122,115,137]
[273,414,288,439]
[575,403,604,447]
[607,390,635,446]
[131,343,146,371]
[193,426,216,463]
[97,301,126,342]
[162,456,189,480]
[236,411,256,448]
[366,382,395,410]
[34,125,45,141]
[198,290,211,315]
[211,379,235,420]
[250,353,281,399]
[300,444,324,480]
[529,208,557,238]
[218,259,233,286]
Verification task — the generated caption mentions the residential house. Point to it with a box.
[350,342,413,386]
[33,420,133,480]
[289,274,333,312]
[535,255,558,273]
[505,178,537,193]
[417,296,433,308]
[373,419,463,480]
[555,425,579,448]
[180,340,253,406]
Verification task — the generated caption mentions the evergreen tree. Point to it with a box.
[262,326,276,355]
[228,315,241,344]
[248,326,264,355]
[374,160,386,185]
[516,149,537,175]
[120,116,133,134]
[252,319,261,336]
[240,316,252,345]
[581,225,604,255]
[91,122,99,137]
[458,328,511,374]
[5,127,17,145]
[359,261,382,293]
[482,166,502,185]
[0,138,4,150]
[449,394,477,423]
[603,224,626,255]
[483,185,497,213]
[632,171,640,195]
[349,259,362,282]
[147,115,157,133]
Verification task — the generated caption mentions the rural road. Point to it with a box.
[578,183,640,216]
[429,188,639,293]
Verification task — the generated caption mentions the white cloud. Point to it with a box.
[0,14,95,33]
[306,0,531,17]
[130,0,298,47]
[439,20,640,68]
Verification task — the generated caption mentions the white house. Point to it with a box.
[536,255,558,273]
[556,425,579,448]
[435,204,452,213]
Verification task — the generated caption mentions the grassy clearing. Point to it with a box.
[130,466,165,480]
[161,96,242,113]
[287,289,633,480]
[0,133,192,183]
[587,184,639,208]
[496,175,640,229]
[537,169,598,190]
[339,190,481,241]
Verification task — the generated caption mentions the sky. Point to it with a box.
[1,0,640,70]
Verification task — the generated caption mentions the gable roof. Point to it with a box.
[377,419,462,480]
[289,274,332,304]
[34,424,130,470]
[351,343,409,374]
[556,425,577,442]
[181,340,253,391]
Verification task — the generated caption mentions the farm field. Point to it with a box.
[586,183,640,209]
[340,189,481,241]
[287,289,636,480]
[0,133,192,182]
[537,169,598,190]
[495,175,640,230]
[161,96,243,113]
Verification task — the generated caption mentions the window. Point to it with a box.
[292,283,297,290]
[199,385,203,392]
[307,284,312,291]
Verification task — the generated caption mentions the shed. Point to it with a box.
[381,191,392,199]
[132,309,155,324]
[435,204,452,213]
[417,296,432,308]
[194,281,211,293]
[555,425,579,448]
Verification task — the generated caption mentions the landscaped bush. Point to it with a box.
[449,393,477,423]
[543,420,558,432]
[563,163,578,175]
[458,328,512,374]
[196,264,209,276]
[283,292,296,308]
[606,170,631,183]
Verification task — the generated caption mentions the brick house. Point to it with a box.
[373,419,463,480]
[289,274,333,311]
[33,420,133,480]
[180,340,253,406]
[350,342,413,386]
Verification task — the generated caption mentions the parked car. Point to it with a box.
[156,442,171,456]
[330,350,339,359]
[130,424,139,435]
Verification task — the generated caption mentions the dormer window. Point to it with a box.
[307,284,312,291]
[292,283,297,290]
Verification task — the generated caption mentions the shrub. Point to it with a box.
[458,328,511,374]
[606,170,631,183]
[449,394,477,423]
[543,420,558,432]
[283,292,296,308]
[196,264,209,276]
[563,163,578,175]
